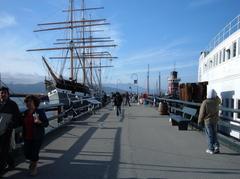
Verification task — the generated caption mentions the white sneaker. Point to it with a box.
[206,149,214,154]
[214,147,220,154]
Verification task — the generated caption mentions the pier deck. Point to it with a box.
[3,104,240,179]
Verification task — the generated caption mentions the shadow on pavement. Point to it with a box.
[2,112,122,179]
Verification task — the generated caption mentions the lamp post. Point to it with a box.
[129,84,132,93]
[116,79,121,92]
[131,73,138,95]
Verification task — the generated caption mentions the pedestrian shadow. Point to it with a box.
[3,116,122,179]
[98,113,110,122]
[119,109,125,122]
[9,125,76,170]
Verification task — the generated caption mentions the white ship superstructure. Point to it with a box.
[198,15,240,139]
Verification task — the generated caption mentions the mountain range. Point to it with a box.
[2,82,146,95]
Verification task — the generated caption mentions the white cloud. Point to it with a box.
[0,33,46,82]
[118,38,195,66]
[108,38,199,88]
[112,62,197,78]
[0,12,17,29]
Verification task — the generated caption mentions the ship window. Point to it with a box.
[219,51,222,64]
[209,60,212,68]
[221,99,223,115]
[233,41,237,57]
[230,98,234,117]
[226,49,231,60]
[215,56,217,66]
[216,53,218,65]
[204,63,207,71]
[238,100,240,118]
[225,98,229,107]
[238,38,240,56]
[225,98,229,117]
[223,49,226,62]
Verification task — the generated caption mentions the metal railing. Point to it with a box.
[13,102,95,149]
[206,15,240,53]
[147,96,240,134]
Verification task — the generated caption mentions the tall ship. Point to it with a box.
[27,0,117,106]
[198,15,240,139]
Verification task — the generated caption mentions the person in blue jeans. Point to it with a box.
[198,89,221,154]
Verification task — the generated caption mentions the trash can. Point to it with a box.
[158,102,168,115]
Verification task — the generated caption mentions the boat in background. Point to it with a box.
[198,15,240,139]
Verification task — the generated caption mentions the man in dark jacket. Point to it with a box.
[0,87,20,172]
[114,92,123,116]
[125,92,131,106]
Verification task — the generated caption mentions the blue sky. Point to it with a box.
[0,0,240,90]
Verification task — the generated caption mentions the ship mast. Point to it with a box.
[81,0,86,84]
[89,14,93,86]
[27,0,118,93]
[70,0,74,80]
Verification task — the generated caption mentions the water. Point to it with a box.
[11,97,25,109]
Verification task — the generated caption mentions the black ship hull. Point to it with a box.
[55,79,90,94]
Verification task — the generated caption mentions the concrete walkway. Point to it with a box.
[3,104,240,179]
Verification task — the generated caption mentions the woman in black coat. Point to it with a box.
[20,95,48,176]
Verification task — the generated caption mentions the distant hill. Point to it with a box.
[103,83,146,94]
[6,82,45,94]
[3,82,143,95]
[102,86,126,94]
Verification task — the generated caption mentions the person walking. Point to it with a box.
[125,92,131,106]
[198,89,221,154]
[20,95,48,176]
[114,92,123,117]
[0,87,20,173]
[111,93,116,110]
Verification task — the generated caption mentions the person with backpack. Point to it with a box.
[198,89,221,154]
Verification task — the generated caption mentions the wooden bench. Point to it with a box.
[169,107,197,130]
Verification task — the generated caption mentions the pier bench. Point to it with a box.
[170,106,197,130]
